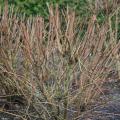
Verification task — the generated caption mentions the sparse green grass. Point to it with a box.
[0,1,120,120]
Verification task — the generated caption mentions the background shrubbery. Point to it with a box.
[0,0,119,26]
[0,0,112,22]
[0,0,89,17]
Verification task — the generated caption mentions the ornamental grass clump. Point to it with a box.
[0,1,120,120]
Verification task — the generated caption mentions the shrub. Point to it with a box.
[0,1,120,120]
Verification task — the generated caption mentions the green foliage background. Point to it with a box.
[1,0,113,38]
[0,0,91,19]
[1,0,117,32]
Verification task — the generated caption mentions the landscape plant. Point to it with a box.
[0,1,120,120]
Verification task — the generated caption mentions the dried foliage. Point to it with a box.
[0,1,120,120]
